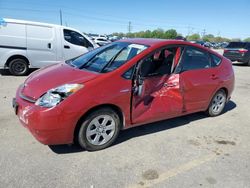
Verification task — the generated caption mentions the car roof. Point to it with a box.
[119,38,223,58]
[119,38,169,46]
[119,38,199,47]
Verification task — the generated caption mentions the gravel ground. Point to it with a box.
[0,60,250,188]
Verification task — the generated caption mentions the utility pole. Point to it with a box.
[187,25,194,36]
[128,21,132,33]
[202,29,206,38]
[217,31,221,37]
[60,9,63,26]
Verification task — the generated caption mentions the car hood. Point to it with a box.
[21,63,98,100]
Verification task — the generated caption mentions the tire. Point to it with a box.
[206,89,227,117]
[9,58,29,76]
[78,108,121,151]
[248,59,250,66]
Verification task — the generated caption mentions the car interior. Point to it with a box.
[140,47,183,78]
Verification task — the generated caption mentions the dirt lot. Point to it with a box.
[0,61,250,188]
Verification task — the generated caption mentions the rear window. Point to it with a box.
[179,47,211,71]
[226,42,247,48]
[210,54,222,67]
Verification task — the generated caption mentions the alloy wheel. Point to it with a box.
[86,115,116,146]
[211,92,226,114]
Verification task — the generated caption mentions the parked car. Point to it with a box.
[220,42,229,49]
[0,18,97,75]
[93,37,111,46]
[13,39,235,151]
[108,35,120,42]
[223,42,250,66]
[204,42,213,48]
[194,41,205,46]
[175,36,186,41]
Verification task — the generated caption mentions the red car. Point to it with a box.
[13,39,235,151]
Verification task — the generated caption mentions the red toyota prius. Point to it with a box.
[13,39,234,151]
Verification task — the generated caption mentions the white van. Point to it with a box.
[0,18,98,75]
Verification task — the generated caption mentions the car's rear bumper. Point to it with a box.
[224,55,249,63]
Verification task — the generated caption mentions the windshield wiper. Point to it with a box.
[100,47,126,73]
[79,45,116,70]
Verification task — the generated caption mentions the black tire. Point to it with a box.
[78,108,121,151]
[206,89,227,117]
[9,58,29,76]
[248,59,250,66]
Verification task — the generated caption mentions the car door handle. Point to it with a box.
[64,45,70,49]
[163,83,177,87]
[47,43,51,49]
[211,74,219,80]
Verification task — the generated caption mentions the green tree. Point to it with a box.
[231,38,241,42]
[144,30,152,38]
[164,29,178,39]
[244,37,250,42]
[151,28,165,38]
[202,34,215,42]
[214,37,224,43]
[187,33,201,41]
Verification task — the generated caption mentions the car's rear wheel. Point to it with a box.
[78,108,121,151]
[206,89,227,117]
[9,58,29,76]
[248,59,250,66]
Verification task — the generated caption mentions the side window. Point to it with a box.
[211,54,222,67]
[139,47,182,77]
[63,29,93,48]
[179,47,211,71]
[122,66,135,79]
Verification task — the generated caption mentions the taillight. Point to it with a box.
[224,49,229,53]
[239,49,248,53]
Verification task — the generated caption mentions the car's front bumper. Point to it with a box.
[13,87,78,145]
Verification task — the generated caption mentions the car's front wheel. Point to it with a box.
[206,89,227,117]
[78,108,121,151]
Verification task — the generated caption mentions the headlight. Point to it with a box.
[35,84,83,108]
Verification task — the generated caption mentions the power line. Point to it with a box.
[0,7,55,13]
[0,5,203,29]
[1,6,249,37]
[0,6,203,31]
[202,29,206,38]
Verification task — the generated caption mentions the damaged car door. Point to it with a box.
[132,47,184,125]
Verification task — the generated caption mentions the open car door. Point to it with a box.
[131,47,185,125]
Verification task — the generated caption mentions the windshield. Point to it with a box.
[67,42,148,73]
